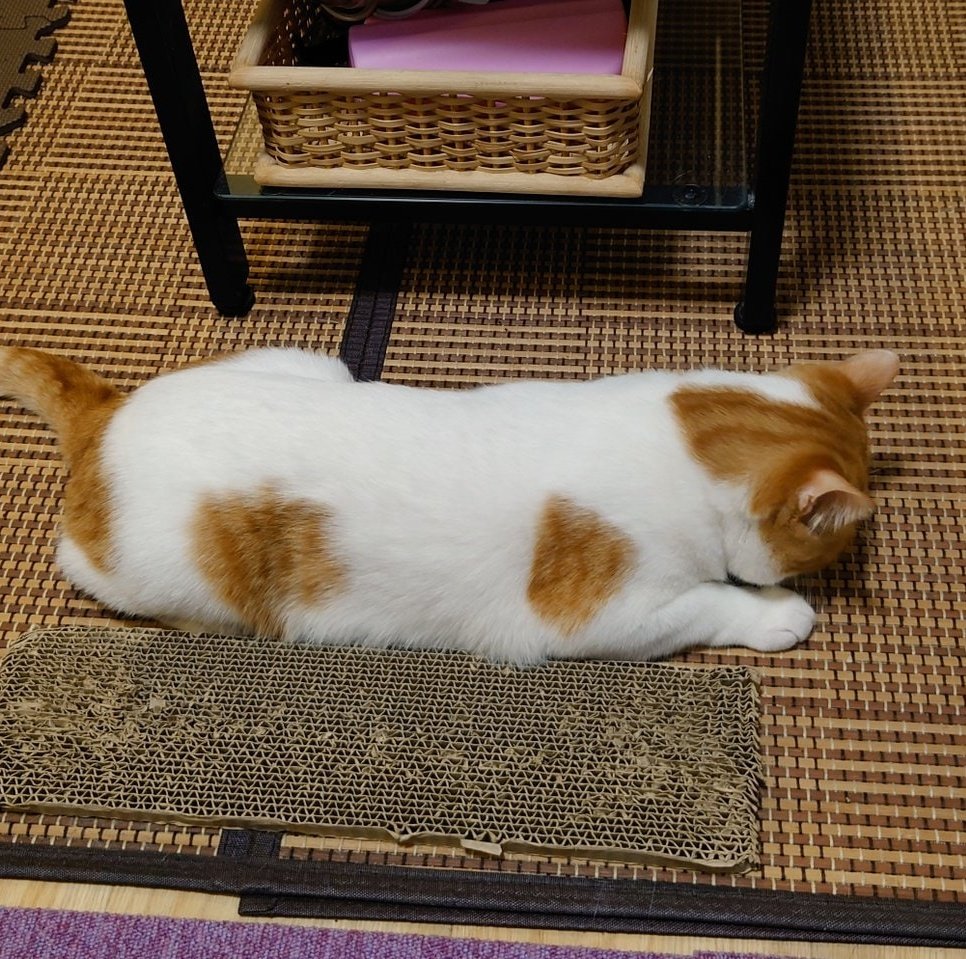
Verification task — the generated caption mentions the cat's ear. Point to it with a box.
[796,468,875,534]
[837,350,900,411]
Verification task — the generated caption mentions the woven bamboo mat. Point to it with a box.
[0,0,963,913]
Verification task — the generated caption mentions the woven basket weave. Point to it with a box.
[229,0,658,195]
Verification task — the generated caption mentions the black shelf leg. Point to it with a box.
[123,0,254,316]
[735,0,813,335]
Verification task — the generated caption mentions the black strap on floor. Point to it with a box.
[237,893,966,947]
[339,221,412,382]
[218,829,282,861]
[0,839,963,947]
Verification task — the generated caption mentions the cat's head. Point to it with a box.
[673,350,900,586]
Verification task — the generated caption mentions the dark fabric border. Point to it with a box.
[237,894,963,947]
[339,221,412,382]
[0,834,963,947]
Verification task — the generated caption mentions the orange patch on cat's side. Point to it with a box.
[193,488,347,639]
[528,495,636,636]
[0,347,122,572]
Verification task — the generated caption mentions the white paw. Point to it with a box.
[745,586,815,652]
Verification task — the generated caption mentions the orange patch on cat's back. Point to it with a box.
[670,384,867,498]
[674,387,835,476]
[528,495,636,636]
[193,488,347,639]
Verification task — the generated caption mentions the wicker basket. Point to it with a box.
[229,0,658,196]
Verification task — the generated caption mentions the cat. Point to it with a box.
[0,346,899,665]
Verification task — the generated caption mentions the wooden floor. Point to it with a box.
[0,880,960,958]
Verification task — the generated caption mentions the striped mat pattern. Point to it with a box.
[0,0,963,918]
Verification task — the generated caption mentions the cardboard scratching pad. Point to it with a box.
[0,628,763,871]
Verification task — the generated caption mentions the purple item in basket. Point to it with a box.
[348,0,628,75]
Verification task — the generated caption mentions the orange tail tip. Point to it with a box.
[0,347,121,464]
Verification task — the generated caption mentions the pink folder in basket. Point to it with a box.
[348,0,628,76]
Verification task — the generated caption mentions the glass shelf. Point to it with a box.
[221,0,751,228]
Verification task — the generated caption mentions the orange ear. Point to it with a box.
[838,350,900,411]
[797,469,875,534]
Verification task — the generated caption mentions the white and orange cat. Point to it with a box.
[0,346,898,664]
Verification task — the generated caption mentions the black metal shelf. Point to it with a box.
[123,0,812,332]
[219,176,753,231]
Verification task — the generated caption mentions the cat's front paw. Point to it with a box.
[745,586,815,652]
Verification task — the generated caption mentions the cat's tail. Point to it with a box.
[0,347,121,466]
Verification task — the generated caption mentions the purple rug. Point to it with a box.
[0,908,794,959]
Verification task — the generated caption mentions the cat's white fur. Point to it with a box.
[52,347,826,664]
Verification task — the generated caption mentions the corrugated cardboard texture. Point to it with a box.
[0,627,762,871]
